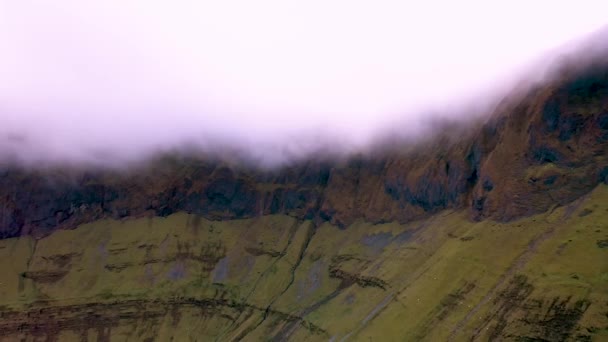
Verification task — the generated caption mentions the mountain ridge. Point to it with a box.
[0,50,607,342]
[1,60,607,239]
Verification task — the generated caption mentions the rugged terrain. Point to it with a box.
[0,61,607,341]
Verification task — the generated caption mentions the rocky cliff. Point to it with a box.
[1,61,607,239]
[0,58,607,342]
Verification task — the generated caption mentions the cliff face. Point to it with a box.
[0,61,608,342]
[1,64,607,239]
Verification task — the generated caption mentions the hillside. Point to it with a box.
[0,62,607,341]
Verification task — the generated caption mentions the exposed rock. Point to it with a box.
[1,62,608,239]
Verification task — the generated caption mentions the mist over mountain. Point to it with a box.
[2,1,608,168]
[1,2,608,341]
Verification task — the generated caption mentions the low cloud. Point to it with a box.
[1,1,607,168]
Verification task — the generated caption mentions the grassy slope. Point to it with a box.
[0,185,607,341]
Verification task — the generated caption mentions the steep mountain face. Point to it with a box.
[1,64,607,238]
[0,62,607,341]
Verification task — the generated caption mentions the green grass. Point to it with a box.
[0,185,607,341]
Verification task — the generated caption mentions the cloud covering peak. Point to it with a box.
[1,1,607,167]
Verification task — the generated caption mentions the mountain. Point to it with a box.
[0,59,607,341]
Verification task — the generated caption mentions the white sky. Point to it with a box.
[0,1,607,166]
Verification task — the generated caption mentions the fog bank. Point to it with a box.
[1,1,607,168]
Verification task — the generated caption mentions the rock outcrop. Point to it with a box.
[1,62,607,239]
